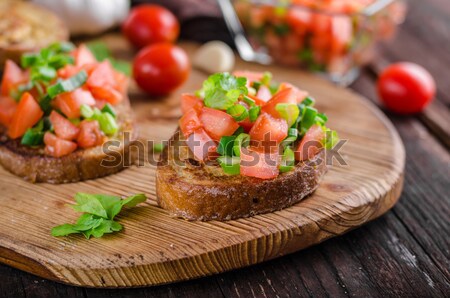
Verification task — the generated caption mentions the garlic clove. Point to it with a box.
[193,41,235,74]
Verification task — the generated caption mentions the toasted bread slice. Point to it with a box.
[0,1,69,68]
[0,97,136,184]
[156,131,328,221]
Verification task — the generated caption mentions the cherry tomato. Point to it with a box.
[133,43,190,96]
[377,62,436,114]
[122,4,180,48]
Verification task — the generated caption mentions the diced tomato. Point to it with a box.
[278,82,308,102]
[90,87,122,105]
[249,113,288,148]
[185,128,217,161]
[247,94,267,106]
[179,108,202,138]
[53,88,96,119]
[295,125,325,161]
[199,107,239,141]
[286,7,311,35]
[57,63,98,79]
[44,132,77,157]
[73,44,97,67]
[113,71,129,94]
[87,61,123,104]
[49,111,80,140]
[95,99,108,110]
[232,70,264,86]
[261,88,297,118]
[8,93,43,139]
[0,96,17,126]
[330,15,352,56]
[77,120,104,149]
[240,146,279,180]
[256,85,272,102]
[1,60,27,96]
[181,93,203,114]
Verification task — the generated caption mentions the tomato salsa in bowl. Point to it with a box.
[234,0,407,85]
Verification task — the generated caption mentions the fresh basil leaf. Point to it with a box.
[51,224,80,237]
[71,193,109,219]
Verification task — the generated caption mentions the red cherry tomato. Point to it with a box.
[133,43,190,96]
[122,4,180,48]
[377,62,436,114]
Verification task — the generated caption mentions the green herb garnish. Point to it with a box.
[276,103,300,127]
[200,73,248,110]
[217,156,241,175]
[279,147,295,173]
[217,136,236,156]
[233,133,250,157]
[51,193,147,239]
[227,104,249,122]
[249,106,261,122]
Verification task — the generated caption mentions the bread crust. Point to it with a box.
[156,131,328,221]
[0,97,136,184]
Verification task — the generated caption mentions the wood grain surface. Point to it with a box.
[0,36,405,288]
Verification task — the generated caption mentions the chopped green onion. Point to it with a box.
[217,156,240,175]
[217,136,236,156]
[300,106,318,134]
[233,126,245,136]
[248,87,256,96]
[281,136,297,149]
[35,66,57,81]
[279,147,295,173]
[80,104,94,119]
[97,112,118,135]
[233,133,250,156]
[323,128,339,150]
[249,106,261,122]
[276,103,300,127]
[261,72,272,86]
[315,113,328,125]
[302,96,315,106]
[288,128,298,138]
[269,83,279,95]
[243,95,256,106]
[21,130,44,146]
[153,143,165,153]
[69,118,81,125]
[39,95,52,114]
[252,81,262,91]
[47,70,88,99]
[101,103,116,118]
[227,104,248,122]
[21,120,45,146]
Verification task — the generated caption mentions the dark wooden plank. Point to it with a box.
[351,72,450,281]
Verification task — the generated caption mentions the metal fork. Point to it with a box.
[217,0,272,65]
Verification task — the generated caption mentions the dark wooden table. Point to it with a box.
[1,0,449,297]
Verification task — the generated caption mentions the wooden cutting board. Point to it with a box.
[0,34,405,288]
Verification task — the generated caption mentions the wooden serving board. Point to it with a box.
[0,35,405,288]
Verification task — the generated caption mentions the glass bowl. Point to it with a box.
[233,0,407,85]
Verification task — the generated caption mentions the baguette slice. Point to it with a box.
[0,97,136,184]
[0,1,69,67]
[156,130,328,221]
